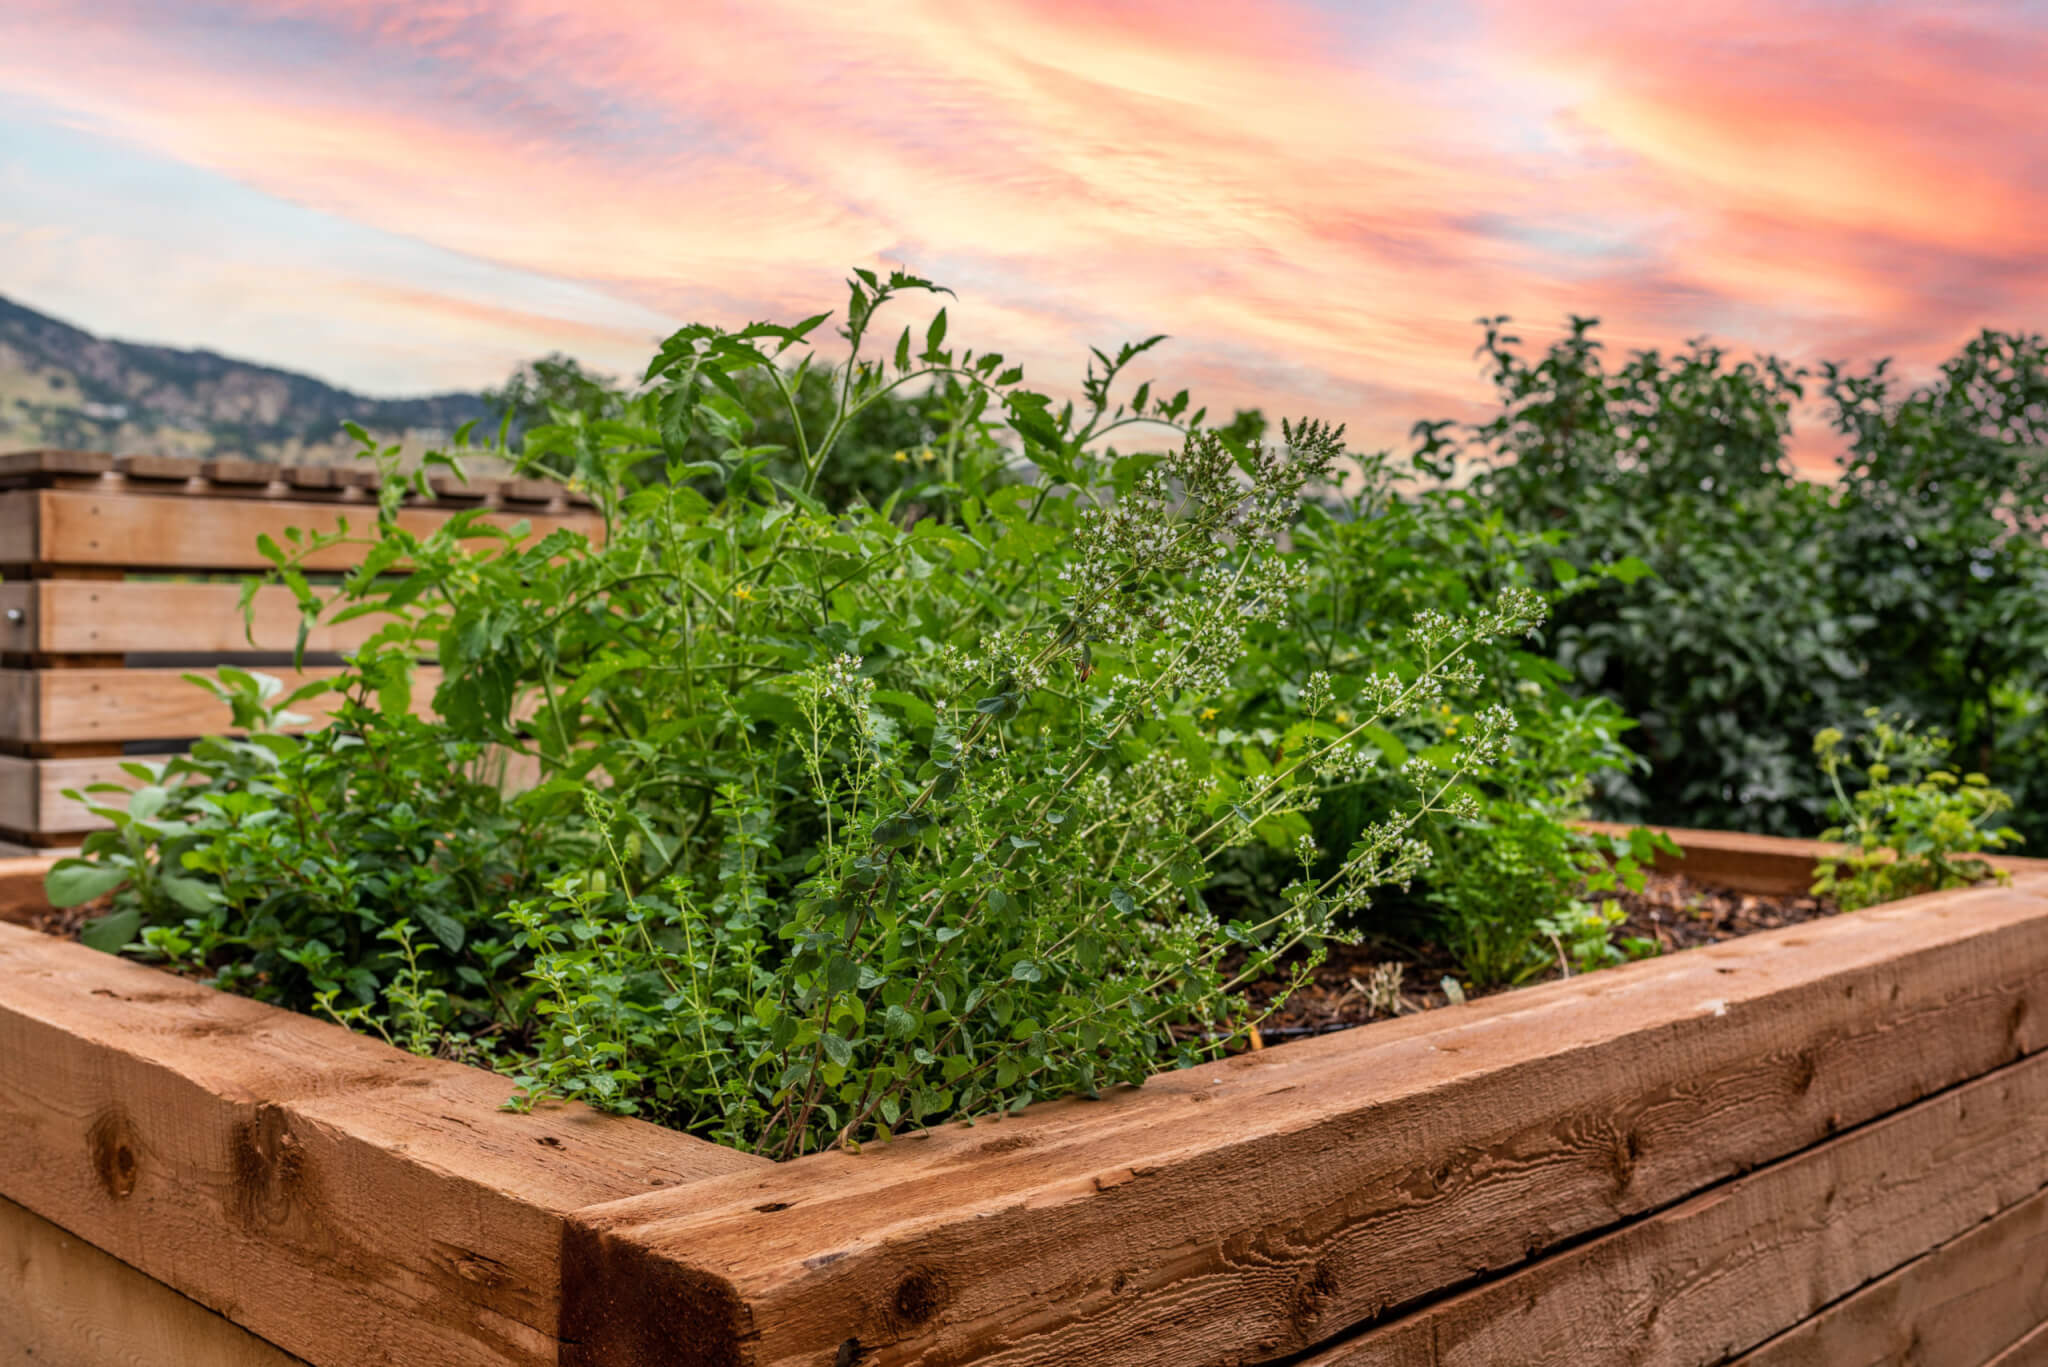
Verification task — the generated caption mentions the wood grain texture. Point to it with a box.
[24,487,599,571]
[0,855,56,925]
[0,923,767,1367]
[0,487,42,565]
[14,579,386,655]
[1,1193,308,1366]
[1302,1053,2048,1365]
[564,878,2048,1367]
[0,752,129,834]
[0,664,443,742]
[1989,1320,2048,1366]
[1729,1184,2048,1367]
[0,670,33,742]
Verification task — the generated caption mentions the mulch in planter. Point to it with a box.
[1235,871,1836,1043]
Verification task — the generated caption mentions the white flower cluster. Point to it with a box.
[1300,670,1334,716]
[1311,741,1381,783]
[821,652,875,706]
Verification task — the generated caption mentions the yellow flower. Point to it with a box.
[1333,710,1351,724]
[732,584,755,601]
[920,446,937,463]
[892,449,909,463]
[1200,707,1219,721]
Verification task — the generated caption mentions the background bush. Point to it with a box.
[1432,317,2048,842]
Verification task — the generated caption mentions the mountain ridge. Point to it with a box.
[0,293,490,464]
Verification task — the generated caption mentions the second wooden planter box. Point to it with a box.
[3,829,2046,1366]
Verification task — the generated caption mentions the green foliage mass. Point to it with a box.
[63,277,2032,1155]
[50,271,1606,1158]
[1810,712,2020,912]
[1432,317,2048,842]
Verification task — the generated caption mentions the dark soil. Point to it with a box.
[27,902,93,941]
[1237,872,1835,1044]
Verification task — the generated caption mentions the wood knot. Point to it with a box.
[890,1268,948,1328]
[1289,1257,1340,1327]
[87,1107,140,1199]
[230,1104,307,1230]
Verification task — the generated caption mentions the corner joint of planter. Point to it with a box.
[560,1212,752,1367]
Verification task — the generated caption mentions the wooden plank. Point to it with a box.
[0,753,143,835]
[0,751,36,830]
[0,484,38,564]
[0,449,116,479]
[562,877,2048,1367]
[1729,1185,2048,1367]
[1301,1055,2048,1365]
[202,457,286,486]
[0,1193,308,1366]
[0,670,33,740]
[0,665,443,743]
[0,921,768,1367]
[1989,1320,2048,1366]
[0,855,56,925]
[112,452,207,483]
[14,487,599,571]
[1583,822,2048,893]
[17,579,386,655]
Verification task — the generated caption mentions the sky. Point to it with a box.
[2,0,2044,462]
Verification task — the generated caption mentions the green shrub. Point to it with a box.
[1433,317,2048,843]
[1811,712,2020,911]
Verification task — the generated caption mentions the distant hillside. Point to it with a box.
[0,294,491,465]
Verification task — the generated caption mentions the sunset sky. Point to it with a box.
[2,0,2043,461]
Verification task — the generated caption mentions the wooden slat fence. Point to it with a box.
[0,449,599,850]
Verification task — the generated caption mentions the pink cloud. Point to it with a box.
[1,0,2040,467]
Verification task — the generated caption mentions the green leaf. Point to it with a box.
[1606,555,1655,586]
[46,860,129,908]
[80,907,143,954]
[158,876,222,914]
[414,903,468,953]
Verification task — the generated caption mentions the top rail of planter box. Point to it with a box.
[8,829,2047,1366]
[0,447,599,576]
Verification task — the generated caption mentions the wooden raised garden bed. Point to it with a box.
[4,828,2047,1365]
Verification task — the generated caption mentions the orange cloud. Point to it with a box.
[1,0,2040,468]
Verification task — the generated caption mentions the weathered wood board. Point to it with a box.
[0,579,387,657]
[0,664,443,742]
[1301,1055,2048,1364]
[1731,1183,2048,1366]
[0,921,766,1367]
[0,1193,309,1366]
[0,487,597,572]
[563,875,2048,1367]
